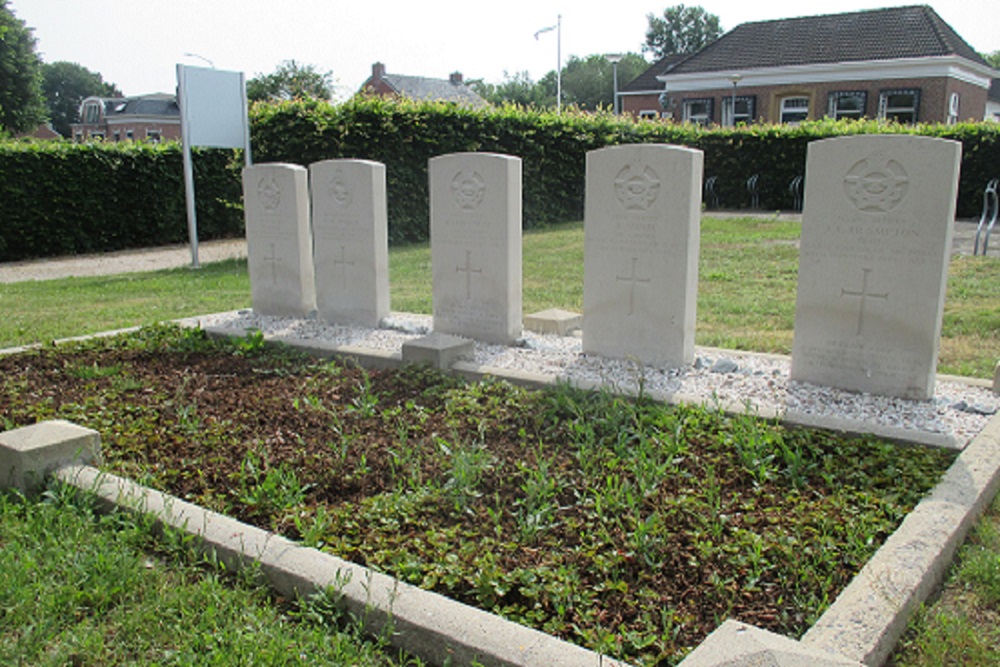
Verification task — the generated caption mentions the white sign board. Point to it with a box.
[176,64,251,266]
[178,65,248,149]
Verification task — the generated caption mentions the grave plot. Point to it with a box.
[0,325,966,667]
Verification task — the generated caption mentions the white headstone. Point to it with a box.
[582,144,703,367]
[790,135,962,400]
[243,163,316,317]
[309,159,390,327]
[429,152,522,344]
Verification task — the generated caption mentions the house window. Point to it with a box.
[83,102,101,124]
[879,89,920,123]
[828,91,867,120]
[682,98,713,125]
[146,130,161,143]
[74,132,83,142]
[89,131,105,141]
[639,110,658,120]
[125,129,134,140]
[722,96,756,126]
[113,131,120,141]
[780,96,809,124]
[947,93,960,125]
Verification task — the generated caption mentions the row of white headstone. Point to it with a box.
[243,135,961,401]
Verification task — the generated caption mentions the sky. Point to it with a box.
[12,0,1000,99]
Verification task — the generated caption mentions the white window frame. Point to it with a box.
[947,92,960,125]
[780,96,809,124]
[83,102,102,124]
[722,96,755,126]
[828,91,867,120]
[878,89,920,124]
[682,98,713,125]
[638,110,658,120]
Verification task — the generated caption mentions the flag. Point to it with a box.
[534,25,556,40]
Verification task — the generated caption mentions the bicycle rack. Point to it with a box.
[704,176,720,210]
[788,175,803,211]
[746,174,760,210]
[974,178,998,256]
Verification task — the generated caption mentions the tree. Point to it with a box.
[644,4,723,59]
[475,54,648,111]
[247,60,335,102]
[556,53,649,111]
[0,0,46,134]
[982,50,1000,69]
[41,61,121,137]
[470,71,548,107]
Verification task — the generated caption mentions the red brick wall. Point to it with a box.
[622,75,989,124]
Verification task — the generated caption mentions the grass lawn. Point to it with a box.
[0,482,420,667]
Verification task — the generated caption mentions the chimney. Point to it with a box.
[372,62,386,79]
[449,71,463,85]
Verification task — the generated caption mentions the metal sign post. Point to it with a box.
[176,64,252,268]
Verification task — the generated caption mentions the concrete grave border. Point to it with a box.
[2,321,999,666]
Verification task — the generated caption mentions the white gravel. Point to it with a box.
[196,310,998,448]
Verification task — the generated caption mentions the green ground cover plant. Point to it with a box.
[0,325,958,665]
[2,217,996,378]
[0,481,421,667]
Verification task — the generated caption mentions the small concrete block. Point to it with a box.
[679,620,863,667]
[993,361,999,395]
[523,308,582,336]
[0,420,102,493]
[402,333,474,370]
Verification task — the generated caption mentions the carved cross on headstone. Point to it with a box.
[841,267,888,337]
[333,245,355,290]
[616,257,651,316]
[263,243,282,285]
[455,249,482,300]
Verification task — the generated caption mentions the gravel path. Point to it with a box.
[0,239,247,284]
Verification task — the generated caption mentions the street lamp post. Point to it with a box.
[729,73,742,127]
[605,53,623,115]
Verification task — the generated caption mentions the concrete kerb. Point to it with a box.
[4,320,1000,666]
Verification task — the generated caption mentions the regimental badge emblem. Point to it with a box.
[614,164,661,211]
[257,176,281,212]
[451,170,486,210]
[843,156,909,213]
[328,170,352,208]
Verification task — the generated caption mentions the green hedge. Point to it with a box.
[252,98,1000,242]
[2,100,998,261]
[0,141,243,262]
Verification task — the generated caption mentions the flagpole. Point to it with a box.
[556,14,562,113]
[534,17,562,113]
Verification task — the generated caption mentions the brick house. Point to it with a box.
[359,62,488,108]
[71,94,181,142]
[620,5,996,125]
